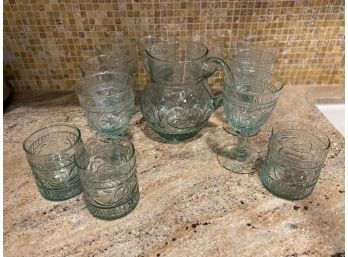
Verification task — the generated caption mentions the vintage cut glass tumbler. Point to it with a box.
[75,72,135,138]
[23,125,84,201]
[261,122,330,200]
[75,136,140,220]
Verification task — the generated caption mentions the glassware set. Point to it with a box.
[23,36,330,220]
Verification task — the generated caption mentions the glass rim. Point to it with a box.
[78,157,137,184]
[77,133,136,164]
[95,43,137,61]
[146,41,209,63]
[229,76,284,97]
[229,51,277,64]
[75,71,134,98]
[75,135,136,171]
[271,121,331,152]
[137,34,163,44]
[80,54,131,68]
[23,124,82,158]
[236,35,279,46]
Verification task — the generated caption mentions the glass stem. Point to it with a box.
[234,136,249,161]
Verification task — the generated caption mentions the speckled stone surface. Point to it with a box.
[4,86,344,257]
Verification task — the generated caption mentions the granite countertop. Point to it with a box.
[4,86,344,257]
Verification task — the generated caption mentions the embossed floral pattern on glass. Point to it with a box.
[218,77,284,174]
[141,41,232,142]
[75,136,140,220]
[224,36,279,136]
[23,125,84,201]
[75,72,135,138]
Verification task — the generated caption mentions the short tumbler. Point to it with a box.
[75,72,135,138]
[75,136,140,220]
[261,122,330,200]
[23,125,84,201]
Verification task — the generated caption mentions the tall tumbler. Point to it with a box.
[23,125,84,201]
[75,136,140,220]
[75,72,135,138]
[261,122,330,200]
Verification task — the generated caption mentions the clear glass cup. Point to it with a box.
[95,39,137,76]
[234,35,279,74]
[23,125,84,201]
[75,136,140,220]
[260,122,330,200]
[228,55,273,86]
[75,71,135,138]
[217,77,284,174]
[80,55,130,77]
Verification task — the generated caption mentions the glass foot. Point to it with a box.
[223,124,259,137]
[217,144,262,174]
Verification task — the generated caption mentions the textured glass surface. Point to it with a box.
[235,36,278,66]
[76,136,139,220]
[229,36,278,85]
[223,36,279,137]
[217,77,283,174]
[228,56,273,87]
[138,35,165,73]
[261,122,330,200]
[141,80,213,141]
[80,55,130,77]
[95,42,137,75]
[141,41,232,141]
[23,125,84,201]
[224,80,282,137]
[75,72,135,138]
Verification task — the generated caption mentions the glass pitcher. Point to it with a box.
[141,41,232,141]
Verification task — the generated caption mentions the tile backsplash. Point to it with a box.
[4,0,344,92]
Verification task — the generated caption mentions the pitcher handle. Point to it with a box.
[202,57,233,111]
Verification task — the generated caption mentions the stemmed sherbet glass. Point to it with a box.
[217,77,284,174]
